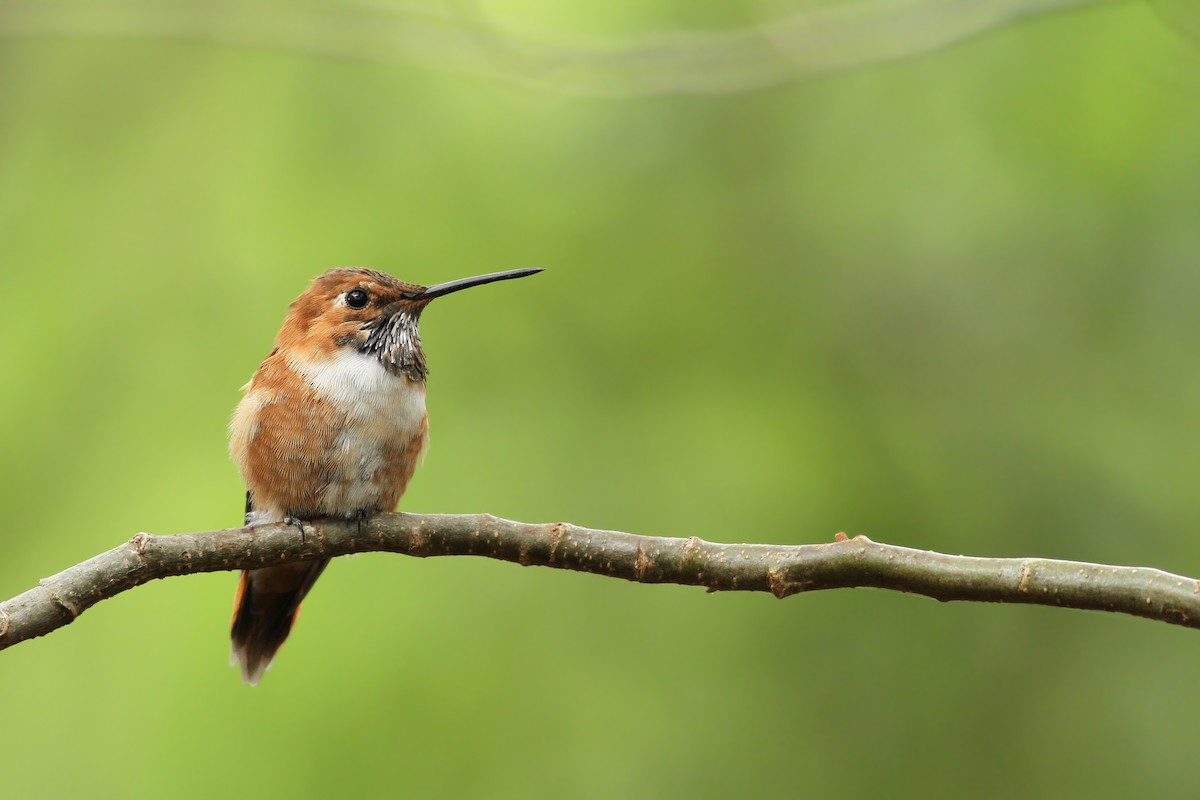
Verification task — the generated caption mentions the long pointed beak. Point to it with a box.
[410,268,542,301]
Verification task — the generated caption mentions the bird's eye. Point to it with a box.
[346,289,370,309]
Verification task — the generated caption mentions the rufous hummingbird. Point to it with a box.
[228,266,541,684]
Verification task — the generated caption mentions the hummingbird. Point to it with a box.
[228,266,541,684]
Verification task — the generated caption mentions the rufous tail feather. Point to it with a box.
[230,560,329,685]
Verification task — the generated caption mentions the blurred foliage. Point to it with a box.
[1,0,1199,797]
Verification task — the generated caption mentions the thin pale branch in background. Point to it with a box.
[2,511,1198,652]
[0,0,1126,96]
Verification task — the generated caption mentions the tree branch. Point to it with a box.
[0,0,1126,96]
[2,512,1198,651]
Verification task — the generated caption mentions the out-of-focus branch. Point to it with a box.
[0,0,1126,95]
[2,511,1199,652]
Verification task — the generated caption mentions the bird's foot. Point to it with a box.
[283,515,309,543]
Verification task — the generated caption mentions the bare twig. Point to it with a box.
[2,512,1198,651]
[0,0,1126,96]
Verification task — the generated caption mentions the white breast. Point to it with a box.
[290,347,426,430]
[287,348,428,514]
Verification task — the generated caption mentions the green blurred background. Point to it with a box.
[2,0,1199,796]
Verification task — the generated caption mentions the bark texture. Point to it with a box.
[3,512,1199,651]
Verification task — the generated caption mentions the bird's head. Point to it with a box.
[275,267,541,381]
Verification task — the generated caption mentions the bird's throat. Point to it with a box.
[360,310,427,382]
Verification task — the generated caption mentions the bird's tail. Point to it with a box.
[230,559,329,685]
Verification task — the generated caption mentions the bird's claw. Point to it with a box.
[283,515,308,543]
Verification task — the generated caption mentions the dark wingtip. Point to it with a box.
[230,561,329,686]
[231,643,273,686]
